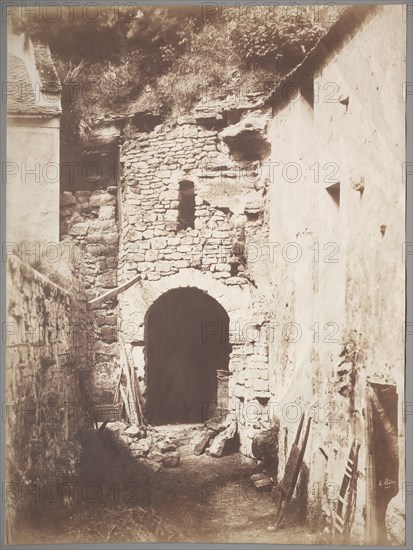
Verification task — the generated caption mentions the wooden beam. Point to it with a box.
[89,273,141,309]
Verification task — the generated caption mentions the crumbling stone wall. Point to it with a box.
[48,4,404,543]
[119,124,244,283]
[57,112,278,454]
[118,113,274,285]
[115,116,276,455]
[6,247,89,521]
[60,150,120,401]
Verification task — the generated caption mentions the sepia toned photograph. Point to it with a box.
[1,2,410,547]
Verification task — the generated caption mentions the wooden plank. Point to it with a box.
[279,444,301,497]
[124,343,147,426]
[120,344,139,424]
[274,414,312,530]
[119,382,132,423]
[89,273,141,309]
[122,341,142,425]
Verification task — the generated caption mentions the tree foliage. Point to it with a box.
[9,6,328,125]
[229,7,325,72]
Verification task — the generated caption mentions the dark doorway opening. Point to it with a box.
[145,288,231,425]
[366,382,399,544]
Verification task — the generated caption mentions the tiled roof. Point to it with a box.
[32,38,62,95]
[7,39,61,116]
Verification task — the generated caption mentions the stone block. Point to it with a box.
[177,115,197,125]
[213,272,231,279]
[159,442,177,453]
[165,210,178,222]
[181,236,193,245]
[168,237,181,246]
[174,260,189,269]
[157,261,172,272]
[102,233,119,246]
[105,315,117,326]
[98,272,117,288]
[177,245,192,253]
[192,431,212,455]
[119,434,134,446]
[147,450,164,463]
[141,459,162,472]
[252,379,269,392]
[151,237,168,250]
[207,422,237,457]
[226,277,245,286]
[138,262,155,272]
[90,193,116,207]
[143,229,154,239]
[157,170,172,178]
[215,263,231,272]
[182,126,198,138]
[251,422,279,473]
[162,450,181,467]
[251,472,273,488]
[100,326,117,343]
[68,222,89,236]
[124,424,145,438]
[61,191,77,206]
[99,205,116,220]
[145,249,159,262]
[147,273,161,281]
[130,439,151,456]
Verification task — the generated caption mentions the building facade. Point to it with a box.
[7,31,62,244]
[57,4,406,543]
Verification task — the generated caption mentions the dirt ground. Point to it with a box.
[149,441,315,544]
[10,424,315,544]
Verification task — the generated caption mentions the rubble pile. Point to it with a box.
[191,415,239,458]
[105,422,186,472]
[104,415,241,472]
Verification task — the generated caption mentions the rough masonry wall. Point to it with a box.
[119,123,245,283]
[6,249,89,519]
[116,117,276,455]
[60,150,120,401]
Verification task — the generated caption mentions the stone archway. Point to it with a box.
[145,287,231,425]
[118,268,270,448]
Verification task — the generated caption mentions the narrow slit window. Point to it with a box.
[178,180,195,230]
[302,75,315,110]
[326,182,340,207]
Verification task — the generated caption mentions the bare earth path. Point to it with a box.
[144,425,314,544]
[12,424,315,544]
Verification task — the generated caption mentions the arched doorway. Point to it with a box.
[145,287,231,425]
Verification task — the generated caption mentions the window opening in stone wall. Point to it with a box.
[366,382,399,544]
[178,180,195,230]
[302,75,315,109]
[326,182,340,208]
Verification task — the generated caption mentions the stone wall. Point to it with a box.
[115,116,277,455]
[6,246,89,522]
[267,5,406,543]
[60,149,120,401]
[119,123,248,283]
[58,111,280,454]
[53,6,405,541]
